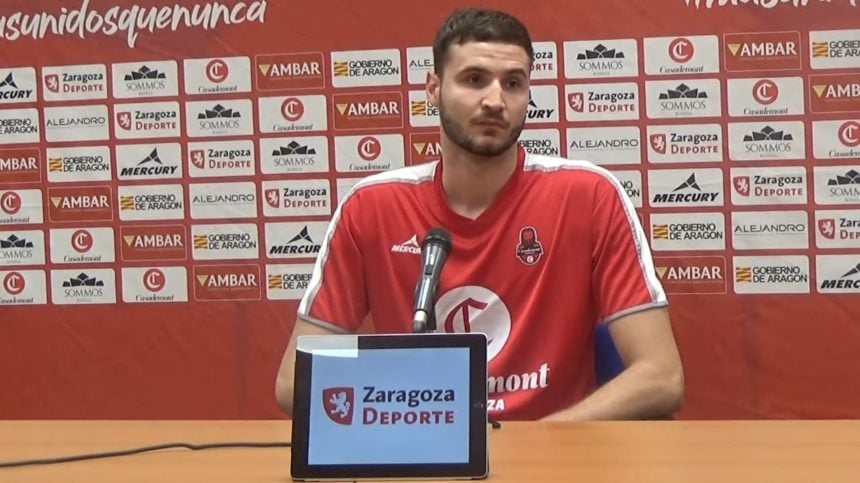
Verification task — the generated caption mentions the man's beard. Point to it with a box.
[438,100,525,158]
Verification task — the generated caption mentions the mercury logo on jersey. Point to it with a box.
[724,31,801,71]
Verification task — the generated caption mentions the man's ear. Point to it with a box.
[426,71,440,107]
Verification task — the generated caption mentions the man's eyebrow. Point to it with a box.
[457,65,529,77]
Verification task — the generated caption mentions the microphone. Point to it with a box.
[412,227,452,333]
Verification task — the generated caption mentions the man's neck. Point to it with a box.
[440,139,519,220]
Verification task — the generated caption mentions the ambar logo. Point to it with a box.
[193,264,261,301]
[332,92,403,130]
[811,74,860,113]
[121,225,186,261]
[724,32,801,71]
[0,148,40,183]
[409,132,441,165]
[256,52,325,90]
[654,256,726,294]
[47,186,112,222]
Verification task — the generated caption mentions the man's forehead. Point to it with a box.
[446,41,531,70]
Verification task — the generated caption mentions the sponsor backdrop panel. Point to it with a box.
[0,0,858,421]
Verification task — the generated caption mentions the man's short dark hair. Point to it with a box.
[432,8,534,75]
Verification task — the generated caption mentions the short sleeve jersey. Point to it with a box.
[299,147,666,420]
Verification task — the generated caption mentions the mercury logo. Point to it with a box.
[71,229,93,253]
[839,121,860,147]
[669,38,694,63]
[143,268,165,292]
[753,79,778,105]
[358,137,381,161]
[3,271,24,295]
[206,59,228,83]
[1,192,21,214]
[281,98,304,121]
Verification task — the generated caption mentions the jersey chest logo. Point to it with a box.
[515,226,544,265]
[434,286,511,361]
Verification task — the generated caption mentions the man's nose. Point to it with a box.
[481,80,505,112]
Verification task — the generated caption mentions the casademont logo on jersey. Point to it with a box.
[531,41,558,79]
[647,124,722,163]
[42,64,106,101]
[256,52,325,90]
[816,210,860,248]
[565,82,639,122]
[335,134,404,173]
[118,184,184,221]
[814,167,860,205]
[649,170,723,208]
[733,256,809,295]
[810,29,860,70]
[409,132,441,165]
[566,126,640,165]
[563,39,639,78]
[728,122,805,161]
[0,108,39,144]
[266,263,314,300]
[260,136,328,174]
[650,213,726,251]
[120,225,186,262]
[259,95,328,133]
[266,222,325,259]
[51,269,116,305]
[117,144,182,180]
[114,102,180,139]
[520,129,560,157]
[262,180,331,217]
[0,68,37,104]
[812,120,860,160]
[728,77,804,117]
[654,256,727,294]
[192,223,258,261]
[644,35,719,75]
[112,61,178,99]
[0,270,46,305]
[732,210,808,250]
[46,146,111,183]
[724,32,801,71]
[188,140,254,178]
[646,79,721,118]
[731,167,807,205]
[331,49,401,88]
[817,255,860,293]
[186,100,253,137]
[0,231,44,267]
[0,148,40,183]
[333,92,403,130]
[0,189,43,225]
[50,227,115,264]
[48,186,112,222]
[408,90,439,128]
[194,264,261,301]
[810,74,860,113]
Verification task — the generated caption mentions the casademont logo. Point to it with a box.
[48,186,112,222]
[333,91,402,130]
[811,74,860,113]
[255,52,325,90]
[724,32,801,71]
[193,265,261,301]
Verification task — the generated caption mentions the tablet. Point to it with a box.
[290,333,489,481]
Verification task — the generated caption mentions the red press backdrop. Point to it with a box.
[0,0,858,419]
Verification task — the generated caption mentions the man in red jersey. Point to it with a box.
[276,8,684,420]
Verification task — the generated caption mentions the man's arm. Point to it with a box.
[543,306,684,421]
[274,318,339,414]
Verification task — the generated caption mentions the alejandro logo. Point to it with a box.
[323,387,354,425]
[515,226,544,265]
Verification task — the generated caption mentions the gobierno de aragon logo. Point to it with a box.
[322,385,457,426]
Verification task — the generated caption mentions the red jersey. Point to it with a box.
[298,147,666,420]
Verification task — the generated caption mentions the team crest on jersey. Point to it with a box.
[515,226,543,265]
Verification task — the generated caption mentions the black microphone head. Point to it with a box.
[423,227,452,253]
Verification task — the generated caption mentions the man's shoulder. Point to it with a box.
[343,162,437,204]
